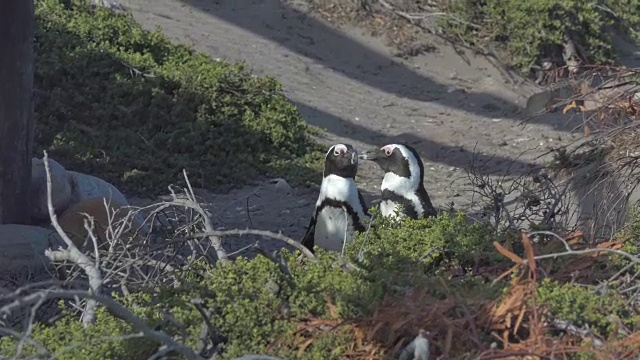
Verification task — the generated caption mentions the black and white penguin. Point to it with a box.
[300,144,370,253]
[359,143,437,220]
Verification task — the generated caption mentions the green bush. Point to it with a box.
[4,210,638,358]
[608,205,640,274]
[439,0,640,75]
[34,0,324,197]
[346,209,505,289]
[0,214,504,360]
[536,278,640,339]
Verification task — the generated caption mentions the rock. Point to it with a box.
[524,83,575,115]
[67,171,129,206]
[0,224,65,274]
[30,157,72,220]
[67,171,151,238]
[270,178,292,194]
[57,197,147,252]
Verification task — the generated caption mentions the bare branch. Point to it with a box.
[190,228,317,262]
[527,230,640,264]
[42,151,103,327]
[148,170,229,264]
[0,289,204,360]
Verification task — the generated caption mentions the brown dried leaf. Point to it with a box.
[521,232,536,272]
[367,320,388,341]
[566,231,585,245]
[562,100,577,114]
[325,294,339,319]
[297,338,314,358]
[513,304,527,335]
[494,241,524,263]
[492,286,524,320]
[444,326,453,356]
[493,264,520,285]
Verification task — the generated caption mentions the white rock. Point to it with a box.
[67,171,152,237]
[0,224,65,274]
[67,171,129,206]
[30,157,72,220]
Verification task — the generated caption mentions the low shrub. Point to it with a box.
[3,209,640,358]
[536,278,640,340]
[34,0,324,197]
[438,0,640,75]
[0,213,504,359]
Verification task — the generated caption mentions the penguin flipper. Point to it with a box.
[300,214,317,253]
[357,190,370,214]
[421,192,438,219]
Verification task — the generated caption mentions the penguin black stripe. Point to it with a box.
[315,198,367,232]
[380,189,420,219]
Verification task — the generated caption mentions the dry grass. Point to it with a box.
[273,232,640,359]
[289,0,437,58]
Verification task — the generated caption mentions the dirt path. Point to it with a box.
[119,0,584,254]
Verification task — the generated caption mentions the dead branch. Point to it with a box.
[527,230,640,264]
[42,151,103,328]
[549,318,604,347]
[0,288,204,360]
[190,228,317,262]
[464,147,576,237]
[149,169,229,264]
[191,298,226,358]
[252,243,293,278]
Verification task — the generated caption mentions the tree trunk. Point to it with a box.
[0,0,35,224]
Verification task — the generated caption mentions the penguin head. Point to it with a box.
[323,143,359,179]
[359,143,425,191]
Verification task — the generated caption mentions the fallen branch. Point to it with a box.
[150,170,230,264]
[190,228,317,262]
[528,230,640,264]
[42,151,103,327]
[0,288,204,360]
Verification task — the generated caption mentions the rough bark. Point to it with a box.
[0,0,35,224]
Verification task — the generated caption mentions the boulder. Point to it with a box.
[30,157,72,220]
[64,171,151,238]
[0,224,65,274]
[57,197,147,252]
[67,170,129,206]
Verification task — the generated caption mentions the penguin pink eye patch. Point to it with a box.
[333,144,348,156]
[381,145,396,156]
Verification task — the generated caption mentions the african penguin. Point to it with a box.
[300,144,370,253]
[359,143,437,220]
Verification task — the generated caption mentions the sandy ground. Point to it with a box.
[117,0,587,255]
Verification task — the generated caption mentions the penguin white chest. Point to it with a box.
[314,206,355,251]
[380,172,424,218]
[380,200,403,219]
[312,174,367,252]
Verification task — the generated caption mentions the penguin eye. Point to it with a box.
[384,149,393,156]
[333,149,342,156]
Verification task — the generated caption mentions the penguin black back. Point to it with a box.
[359,143,436,219]
[300,144,369,253]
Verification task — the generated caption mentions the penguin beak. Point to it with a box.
[349,148,358,165]
[358,149,383,161]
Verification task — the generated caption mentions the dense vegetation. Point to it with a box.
[3,211,639,359]
[439,0,640,76]
[34,0,324,197]
[2,0,640,359]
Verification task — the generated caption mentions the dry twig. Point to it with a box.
[42,151,103,328]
